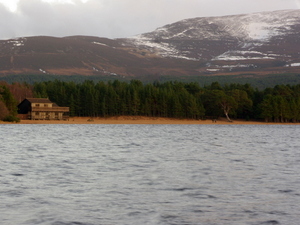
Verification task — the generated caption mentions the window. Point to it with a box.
[44,104,48,107]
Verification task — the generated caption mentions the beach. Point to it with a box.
[0,116,299,125]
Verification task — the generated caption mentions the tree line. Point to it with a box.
[33,80,300,122]
[1,79,300,122]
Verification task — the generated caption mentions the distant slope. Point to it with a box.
[0,9,299,81]
[123,9,300,74]
[0,36,148,76]
[0,35,199,78]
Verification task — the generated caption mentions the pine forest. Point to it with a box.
[1,80,300,123]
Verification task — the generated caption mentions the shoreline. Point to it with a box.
[1,116,299,125]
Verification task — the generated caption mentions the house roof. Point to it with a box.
[25,98,53,104]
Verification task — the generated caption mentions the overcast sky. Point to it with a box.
[1,0,300,40]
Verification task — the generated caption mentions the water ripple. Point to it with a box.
[0,124,300,224]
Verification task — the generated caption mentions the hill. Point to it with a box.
[124,9,300,74]
[0,9,299,85]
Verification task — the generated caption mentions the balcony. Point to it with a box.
[31,106,69,112]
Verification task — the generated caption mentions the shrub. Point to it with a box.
[3,115,20,123]
[0,100,9,120]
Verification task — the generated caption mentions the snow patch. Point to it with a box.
[129,36,198,61]
[169,29,190,39]
[213,50,276,61]
[240,42,264,49]
[221,64,255,68]
[207,69,220,72]
[207,64,256,71]
[39,69,47,74]
[8,38,25,47]
[92,42,108,47]
[246,22,280,40]
[102,70,118,76]
[286,63,300,67]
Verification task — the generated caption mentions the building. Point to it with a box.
[18,98,69,120]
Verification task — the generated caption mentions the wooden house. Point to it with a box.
[18,98,69,120]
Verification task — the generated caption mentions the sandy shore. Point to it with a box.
[1,116,299,125]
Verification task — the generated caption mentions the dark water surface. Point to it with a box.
[1,124,300,225]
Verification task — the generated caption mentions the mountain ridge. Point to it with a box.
[126,9,300,61]
[0,9,299,80]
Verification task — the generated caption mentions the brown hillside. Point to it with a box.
[0,10,299,78]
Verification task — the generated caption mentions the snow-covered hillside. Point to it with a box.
[1,10,299,78]
[126,9,300,64]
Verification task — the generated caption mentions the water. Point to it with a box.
[1,124,300,225]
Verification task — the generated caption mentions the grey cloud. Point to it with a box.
[0,3,20,39]
[0,0,299,40]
